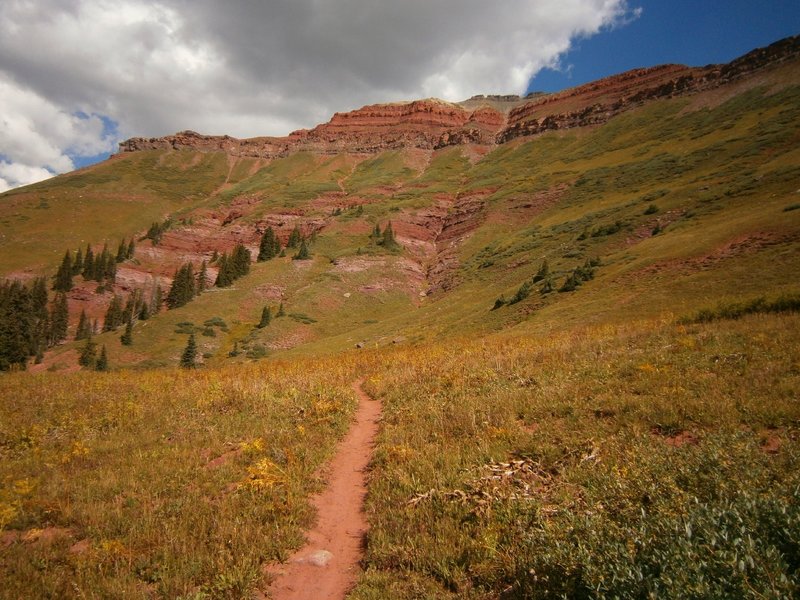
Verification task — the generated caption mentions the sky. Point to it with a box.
[0,1,798,192]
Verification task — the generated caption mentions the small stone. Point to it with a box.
[307,550,333,567]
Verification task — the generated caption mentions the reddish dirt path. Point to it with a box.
[265,379,381,600]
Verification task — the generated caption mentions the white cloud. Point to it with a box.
[0,0,638,190]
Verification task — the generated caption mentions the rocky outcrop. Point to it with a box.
[499,34,800,143]
[119,35,800,155]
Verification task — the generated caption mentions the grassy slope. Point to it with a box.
[1,61,800,598]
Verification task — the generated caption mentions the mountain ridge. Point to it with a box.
[119,34,800,157]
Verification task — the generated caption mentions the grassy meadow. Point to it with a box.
[0,358,360,598]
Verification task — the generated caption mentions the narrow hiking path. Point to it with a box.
[265,379,381,600]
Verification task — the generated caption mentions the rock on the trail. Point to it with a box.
[306,549,333,567]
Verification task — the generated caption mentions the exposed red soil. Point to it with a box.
[263,380,381,600]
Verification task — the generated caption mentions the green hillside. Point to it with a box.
[1,48,800,599]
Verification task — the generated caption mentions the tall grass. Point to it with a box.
[0,357,359,598]
[351,313,800,599]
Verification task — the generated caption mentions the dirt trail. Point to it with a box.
[265,379,381,600]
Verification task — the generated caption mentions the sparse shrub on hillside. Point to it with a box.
[783,202,800,212]
[257,306,271,328]
[509,279,534,305]
[681,293,800,324]
[644,203,660,215]
[492,296,506,310]
[276,302,286,317]
[592,220,625,237]
[143,218,172,246]
[533,260,549,282]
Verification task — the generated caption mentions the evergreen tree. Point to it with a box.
[231,244,251,278]
[215,253,233,288]
[276,302,285,317]
[126,238,136,259]
[116,239,127,263]
[258,227,281,261]
[82,245,95,280]
[103,295,124,331]
[104,254,117,282]
[31,277,49,321]
[211,249,219,263]
[381,221,399,250]
[166,263,196,309]
[72,247,83,275]
[293,239,311,260]
[287,225,302,248]
[257,305,271,328]
[197,260,208,294]
[0,280,34,370]
[53,250,74,292]
[372,223,382,240]
[97,243,111,282]
[120,318,133,346]
[49,292,69,344]
[78,335,97,368]
[75,309,91,340]
[180,334,197,368]
[122,294,136,324]
[139,300,150,321]
[95,345,109,371]
[151,284,162,314]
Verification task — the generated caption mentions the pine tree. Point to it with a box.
[211,249,219,263]
[231,244,251,278]
[372,223,382,240]
[167,263,196,308]
[126,238,136,259]
[103,295,124,331]
[78,335,97,368]
[0,280,34,370]
[53,250,74,292]
[72,247,83,275]
[95,345,109,371]
[82,245,95,280]
[215,253,233,288]
[381,221,399,250]
[276,302,285,317]
[122,294,136,324]
[151,283,163,314]
[49,292,69,344]
[120,318,133,346]
[75,309,91,340]
[180,334,197,368]
[97,243,111,282]
[258,227,281,261]
[197,260,208,294]
[257,305,271,328]
[287,225,302,248]
[293,239,311,260]
[139,300,150,321]
[116,239,127,263]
